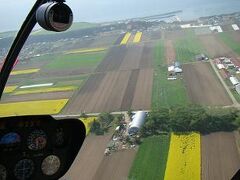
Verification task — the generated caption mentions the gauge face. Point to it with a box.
[0,164,7,180]
[27,130,47,151]
[14,159,34,180]
[0,132,21,146]
[41,155,61,176]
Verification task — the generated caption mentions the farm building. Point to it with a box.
[232,24,240,31]
[168,61,183,75]
[128,111,146,135]
[229,76,239,86]
[210,26,223,33]
[217,64,225,70]
[195,54,208,61]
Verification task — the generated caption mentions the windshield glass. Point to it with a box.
[1,0,240,180]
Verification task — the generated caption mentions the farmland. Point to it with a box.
[44,51,106,70]
[64,43,154,114]
[62,134,112,180]
[80,117,97,135]
[183,62,232,106]
[152,40,189,109]
[201,132,240,180]
[133,32,143,43]
[218,32,240,55]
[164,133,201,180]
[0,99,68,117]
[3,86,18,93]
[10,68,40,75]
[13,86,77,95]
[120,32,131,45]
[174,30,206,63]
[129,135,170,180]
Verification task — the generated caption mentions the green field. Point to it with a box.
[128,135,170,180]
[44,52,106,70]
[174,30,206,63]
[152,41,189,109]
[218,32,240,55]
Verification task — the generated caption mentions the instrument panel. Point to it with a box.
[0,115,86,180]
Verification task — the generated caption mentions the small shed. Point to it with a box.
[230,76,239,86]
[217,64,225,70]
[128,111,146,135]
[174,61,181,68]
[196,54,208,61]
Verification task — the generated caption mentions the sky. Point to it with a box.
[1,0,240,32]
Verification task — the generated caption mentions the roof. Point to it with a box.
[128,111,146,134]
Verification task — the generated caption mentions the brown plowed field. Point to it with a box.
[165,30,185,40]
[221,25,233,32]
[92,149,137,180]
[201,132,240,180]
[120,44,144,70]
[165,40,176,65]
[183,62,232,106]
[131,69,153,110]
[199,35,236,58]
[90,33,117,48]
[139,43,154,68]
[120,69,139,110]
[61,134,112,180]
[65,43,154,114]
[150,30,161,40]
[95,46,127,72]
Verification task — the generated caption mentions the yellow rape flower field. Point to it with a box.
[4,86,18,93]
[164,132,201,180]
[79,117,97,135]
[133,32,142,43]
[13,86,77,95]
[120,32,131,45]
[65,47,107,54]
[10,69,40,75]
[0,99,68,117]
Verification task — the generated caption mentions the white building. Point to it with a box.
[232,24,240,31]
[128,111,146,135]
[229,76,239,86]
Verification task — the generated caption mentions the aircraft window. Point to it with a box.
[2,0,240,180]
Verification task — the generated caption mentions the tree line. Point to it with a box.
[140,105,240,137]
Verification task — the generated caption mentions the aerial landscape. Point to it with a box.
[2,4,240,179]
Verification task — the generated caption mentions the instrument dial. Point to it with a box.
[41,155,61,176]
[0,132,21,146]
[0,164,7,180]
[27,130,47,151]
[14,159,34,180]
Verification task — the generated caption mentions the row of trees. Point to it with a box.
[90,113,115,135]
[140,105,240,137]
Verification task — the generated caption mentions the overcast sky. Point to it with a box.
[1,0,240,32]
